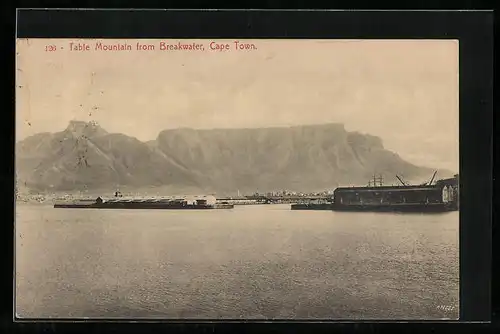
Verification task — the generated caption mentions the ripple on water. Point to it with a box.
[15,205,459,319]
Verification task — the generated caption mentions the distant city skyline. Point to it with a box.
[16,39,458,172]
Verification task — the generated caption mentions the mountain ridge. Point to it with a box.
[15,121,455,195]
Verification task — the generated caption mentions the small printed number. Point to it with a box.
[437,305,455,312]
[45,45,57,52]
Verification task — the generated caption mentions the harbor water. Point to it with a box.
[15,203,459,319]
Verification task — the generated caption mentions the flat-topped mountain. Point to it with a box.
[16,121,453,195]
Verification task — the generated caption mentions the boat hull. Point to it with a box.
[291,203,333,210]
[331,202,457,213]
[54,203,233,210]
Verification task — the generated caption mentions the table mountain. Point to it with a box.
[16,121,452,194]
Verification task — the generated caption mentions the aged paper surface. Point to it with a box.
[15,39,459,319]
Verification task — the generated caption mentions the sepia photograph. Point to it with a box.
[15,38,459,320]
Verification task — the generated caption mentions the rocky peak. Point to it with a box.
[65,120,108,138]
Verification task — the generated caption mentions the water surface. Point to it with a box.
[15,204,459,319]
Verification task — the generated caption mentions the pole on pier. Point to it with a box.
[396,174,408,186]
[428,171,438,185]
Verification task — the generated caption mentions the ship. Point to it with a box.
[291,199,333,210]
[291,203,333,210]
[54,194,234,210]
[330,172,459,213]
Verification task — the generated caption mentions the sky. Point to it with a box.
[15,39,459,172]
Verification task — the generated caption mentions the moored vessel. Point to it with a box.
[330,173,459,213]
[291,202,333,210]
[54,195,234,210]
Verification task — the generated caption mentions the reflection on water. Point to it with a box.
[15,204,459,319]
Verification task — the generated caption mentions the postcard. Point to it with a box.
[15,38,459,320]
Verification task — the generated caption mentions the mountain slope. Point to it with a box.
[16,121,452,194]
[16,121,200,192]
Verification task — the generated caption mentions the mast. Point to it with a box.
[370,173,384,187]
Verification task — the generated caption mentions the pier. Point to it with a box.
[217,195,331,205]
